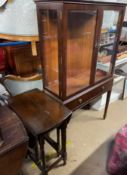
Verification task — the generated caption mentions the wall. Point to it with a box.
[0,0,38,36]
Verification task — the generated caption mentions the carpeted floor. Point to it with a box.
[22,98,127,175]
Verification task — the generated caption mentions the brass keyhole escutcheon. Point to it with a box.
[78,98,83,104]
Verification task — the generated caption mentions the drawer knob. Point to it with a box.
[102,86,105,90]
[78,98,83,104]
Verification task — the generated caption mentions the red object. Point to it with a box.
[0,48,6,71]
[107,125,127,174]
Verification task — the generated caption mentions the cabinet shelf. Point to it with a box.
[42,35,57,40]
[47,70,108,96]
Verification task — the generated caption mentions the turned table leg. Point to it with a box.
[39,136,47,175]
[61,122,67,165]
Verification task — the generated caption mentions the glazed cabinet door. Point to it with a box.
[37,4,62,97]
[64,5,98,98]
[94,9,123,82]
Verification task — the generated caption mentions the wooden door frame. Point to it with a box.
[62,3,98,100]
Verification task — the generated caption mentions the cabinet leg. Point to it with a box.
[121,78,126,100]
[103,90,111,120]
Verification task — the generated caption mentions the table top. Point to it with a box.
[8,89,72,136]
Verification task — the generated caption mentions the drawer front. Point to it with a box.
[66,79,113,110]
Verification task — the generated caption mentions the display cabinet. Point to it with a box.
[35,0,126,119]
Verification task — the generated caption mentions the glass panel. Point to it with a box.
[41,10,59,95]
[95,10,119,82]
[66,10,96,96]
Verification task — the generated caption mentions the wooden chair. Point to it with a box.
[0,48,7,76]
[0,106,28,175]
[3,74,43,96]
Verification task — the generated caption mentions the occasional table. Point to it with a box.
[8,89,72,175]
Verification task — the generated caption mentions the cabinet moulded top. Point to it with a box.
[34,0,127,6]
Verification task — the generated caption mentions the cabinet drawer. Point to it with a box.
[66,79,113,110]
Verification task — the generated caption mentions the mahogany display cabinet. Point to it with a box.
[35,0,126,119]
